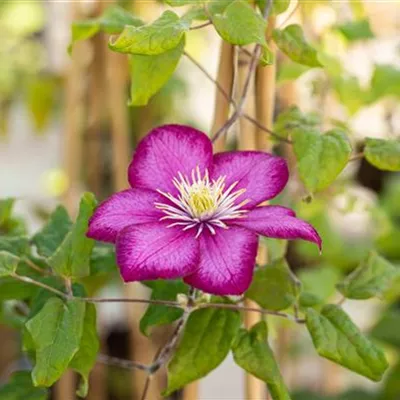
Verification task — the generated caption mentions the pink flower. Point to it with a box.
[87,125,321,295]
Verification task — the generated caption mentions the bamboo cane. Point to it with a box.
[212,41,235,153]
[238,43,265,399]
[57,1,87,396]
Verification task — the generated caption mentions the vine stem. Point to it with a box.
[10,273,304,322]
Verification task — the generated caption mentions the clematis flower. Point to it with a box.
[87,125,321,295]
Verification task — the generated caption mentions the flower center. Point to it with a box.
[155,166,249,237]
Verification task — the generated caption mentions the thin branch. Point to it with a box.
[243,114,292,143]
[97,354,149,372]
[184,50,237,109]
[349,152,364,162]
[267,1,300,40]
[189,21,212,30]
[23,257,50,276]
[82,296,181,307]
[11,274,67,297]
[212,0,273,144]
[198,302,305,324]
[10,273,305,323]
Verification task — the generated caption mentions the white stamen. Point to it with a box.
[155,167,249,238]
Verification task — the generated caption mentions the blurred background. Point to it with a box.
[1,0,400,399]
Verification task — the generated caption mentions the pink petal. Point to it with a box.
[233,206,322,249]
[128,125,213,194]
[211,151,289,209]
[87,189,164,243]
[116,222,200,281]
[184,227,258,295]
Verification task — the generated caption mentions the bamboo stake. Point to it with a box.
[86,30,105,197]
[58,1,86,397]
[238,43,265,399]
[237,45,257,151]
[211,40,235,152]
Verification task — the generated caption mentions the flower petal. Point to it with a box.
[211,151,289,208]
[129,124,213,194]
[184,227,258,295]
[116,222,200,281]
[233,205,322,249]
[87,189,164,243]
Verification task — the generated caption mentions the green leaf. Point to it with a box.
[212,1,267,47]
[0,197,15,226]
[232,321,291,400]
[69,6,143,52]
[256,0,291,16]
[333,75,367,115]
[0,250,19,277]
[292,128,352,192]
[383,360,400,400]
[246,259,301,311]
[262,237,288,263]
[109,10,189,55]
[370,309,400,349]
[0,300,28,329]
[273,24,322,67]
[0,236,30,256]
[26,297,86,387]
[140,280,187,336]
[90,243,117,276]
[32,205,72,258]
[70,304,99,397]
[337,252,400,300]
[274,106,320,138]
[165,0,199,6]
[298,265,341,307]
[165,307,241,395]
[128,37,184,106]
[277,61,311,84]
[364,138,400,172]
[369,64,400,102]
[306,305,388,381]
[335,19,374,42]
[26,76,57,132]
[47,193,96,279]
[0,371,48,400]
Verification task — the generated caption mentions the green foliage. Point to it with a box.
[0,250,19,277]
[232,321,291,400]
[0,236,30,256]
[70,304,100,397]
[32,205,72,258]
[364,138,400,172]
[140,280,187,336]
[277,61,311,84]
[26,297,86,387]
[333,75,367,115]
[0,198,15,227]
[26,75,57,133]
[292,128,352,192]
[109,10,189,55]
[212,0,272,65]
[369,64,400,102]
[0,371,48,400]
[69,5,143,52]
[246,259,301,311]
[128,38,184,106]
[370,309,400,349]
[273,24,321,67]
[383,360,400,400]
[298,265,341,308]
[274,106,320,138]
[337,252,400,300]
[212,0,266,46]
[306,305,388,381]
[47,193,96,280]
[165,307,240,395]
[335,19,374,42]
